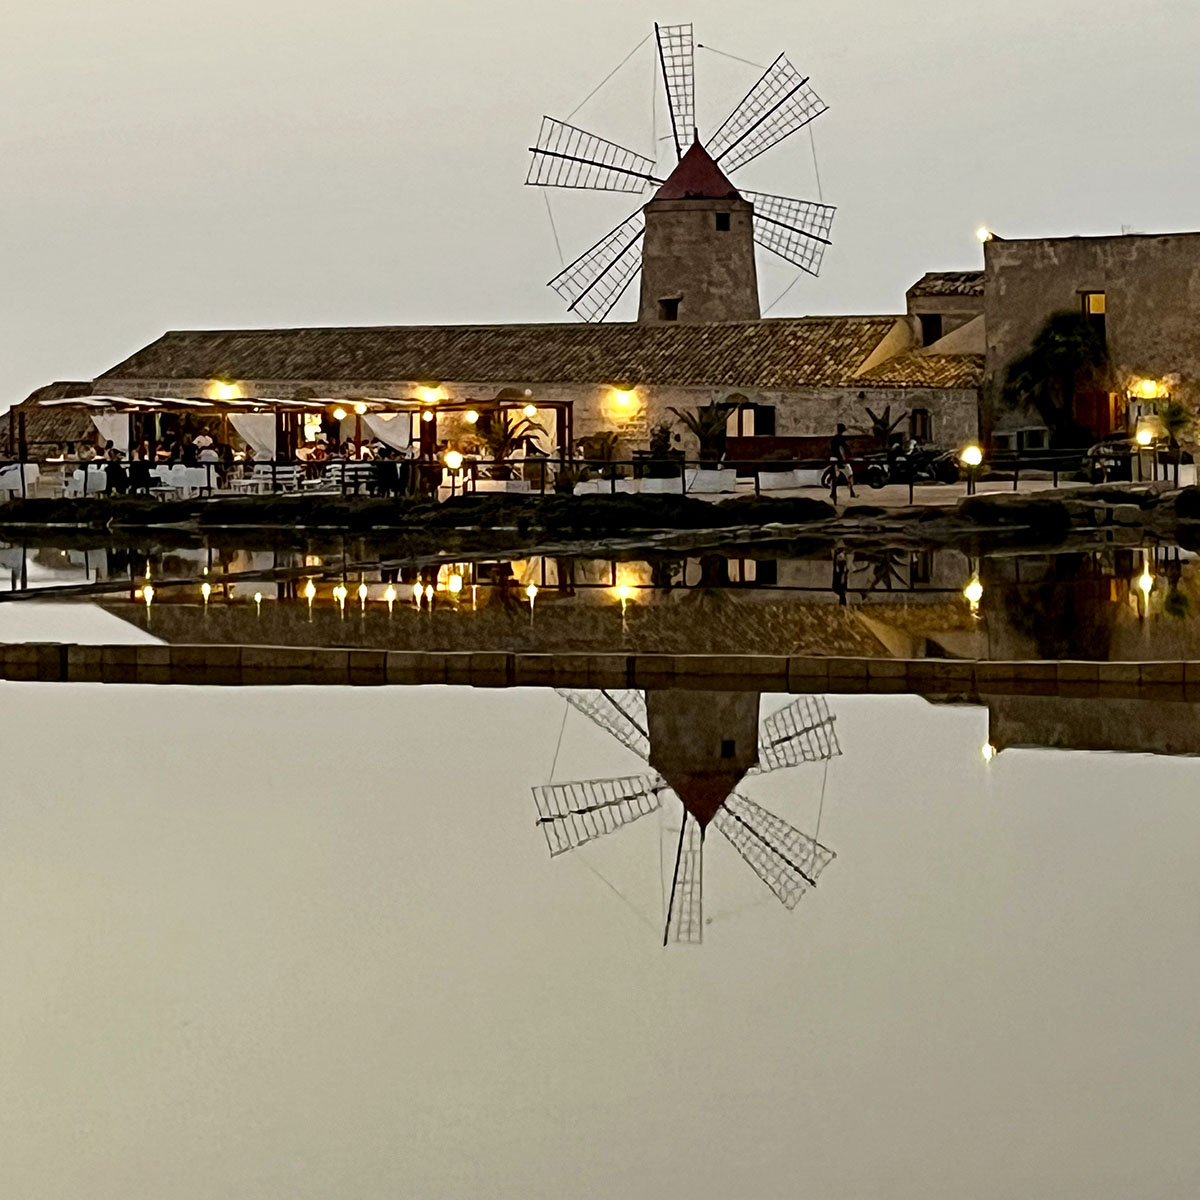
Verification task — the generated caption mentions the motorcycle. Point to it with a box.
[861,444,960,488]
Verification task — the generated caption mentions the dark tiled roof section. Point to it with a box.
[95,318,902,391]
[907,271,985,298]
[1,381,96,451]
[857,353,984,390]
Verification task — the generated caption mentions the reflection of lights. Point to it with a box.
[964,577,983,610]
[526,582,538,605]
[333,407,348,422]
[412,581,423,605]
[254,591,262,616]
[1139,563,1154,599]
[444,450,463,470]
[960,444,983,467]
[333,583,348,613]
[1135,427,1154,447]
[384,584,397,613]
[143,584,155,607]
[448,573,463,596]
[304,579,316,607]
[464,410,479,424]
[357,581,368,609]
[982,743,996,762]
[424,584,434,602]
[201,581,211,604]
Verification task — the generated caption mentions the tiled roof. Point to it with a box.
[95,317,902,392]
[857,353,984,390]
[1,382,96,450]
[653,142,742,201]
[907,271,985,298]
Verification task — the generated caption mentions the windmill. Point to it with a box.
[532,689,841,945]
[526,21,835,323]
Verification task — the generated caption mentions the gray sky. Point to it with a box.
[1,677,1197,1199]
[3,0,1199,410]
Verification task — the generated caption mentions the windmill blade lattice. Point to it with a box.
[743,191,837,277]
[548,212,646,323]
[526,117,661,192]
[558,687,650,760]
[664,815,705,945]
[754,694,842,773]
[705,54,828,173]
[533,773,666,856]
[714,793,835,909]
[655,22,697,161]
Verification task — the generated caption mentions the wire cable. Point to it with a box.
[567,33,653,121]
[696,44,768,71]
[547,701,569,782]
[542,192,565,268]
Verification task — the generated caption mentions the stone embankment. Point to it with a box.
[3,642,1200,700]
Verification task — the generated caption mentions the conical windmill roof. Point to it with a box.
[652,140,743,202]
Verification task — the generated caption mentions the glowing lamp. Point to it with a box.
[1138,565,1154,598]
[1137,378,1161,400]
[210,380,241,401]
[617,584,634,603]
[353,402,368,415]
[465,410,480,425]
[975,226,993,243]
[964,577,983,608]
[960,444,983,468]
[613,388,636,409]
[444,450,464,471]
[448,573,463,595]
[422,410,434,423]
[523,404,537,418]
[1135,427,1154,447]
[333,407,348,422]
[418,386,442,404]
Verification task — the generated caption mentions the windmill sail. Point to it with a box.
[527,117,661,192]
[533,773,665,856]
[743,191,837,277]
[754,694,842,772]
[705,54,827,173]
[655,22,696,161]
[548,212,645,323]
[714,793,835,909]
[664,814,704,945]
[557,688,650,760]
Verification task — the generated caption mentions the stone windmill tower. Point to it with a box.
[526,22,835,324]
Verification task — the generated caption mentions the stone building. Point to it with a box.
[982,230,1200,445]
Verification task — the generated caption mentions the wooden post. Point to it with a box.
[18,412,27,499]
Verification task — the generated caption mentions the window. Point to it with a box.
[658,297,680,321]
[1081,291,1107,340]
[1019,427,1048,451]
[918,313,943,345]
[910,408,931,442]
[753,405,776,435]
[715,212,731,232]
[721,739,736,759]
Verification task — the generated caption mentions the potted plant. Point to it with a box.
[670,403,728,469]
[477,411,545,483]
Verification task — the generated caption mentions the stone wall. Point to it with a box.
[983,231,1200,436]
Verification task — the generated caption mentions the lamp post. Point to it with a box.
[960,444,983,495]
[444,449,463,497]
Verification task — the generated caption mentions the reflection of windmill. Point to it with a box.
[526,22,835,323]
[533,690,840,945]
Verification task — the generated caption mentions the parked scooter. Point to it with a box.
[861,440,960,488]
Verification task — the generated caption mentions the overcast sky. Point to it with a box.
[3,0,1198,407]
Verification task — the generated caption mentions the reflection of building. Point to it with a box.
[534,689,840,944]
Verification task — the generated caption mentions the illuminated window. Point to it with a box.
[1082,292,1106,315]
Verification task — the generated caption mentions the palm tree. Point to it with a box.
[670,403,729,467]
[478,412,545,479]
[854,404,908,450]
[1158,399,1193,487]
[1002,311,1110,445]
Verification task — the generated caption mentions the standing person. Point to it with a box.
[829,423,856,502]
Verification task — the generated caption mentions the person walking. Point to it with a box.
[829,423,857,503]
